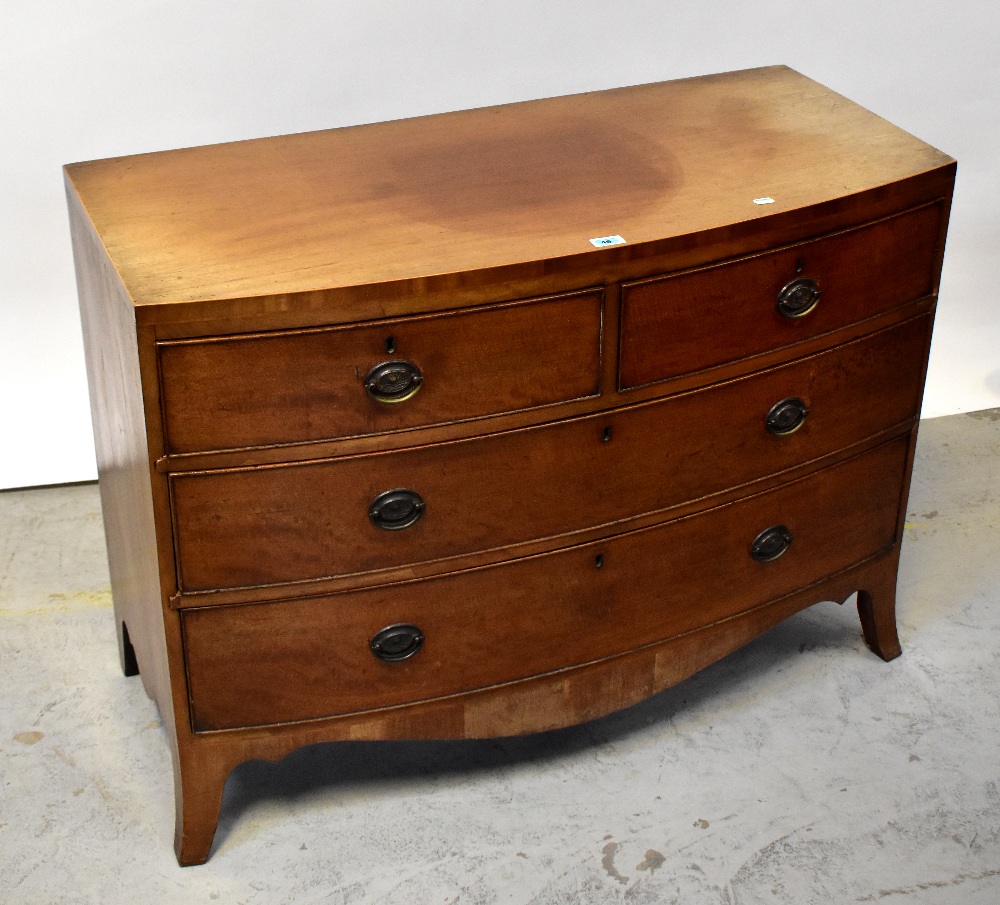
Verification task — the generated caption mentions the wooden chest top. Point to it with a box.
[65,66,953,315]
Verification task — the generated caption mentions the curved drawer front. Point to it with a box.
[170,314,929,593]
[157,289,603,454]
[183,436,909,731]
[619,203,941,390]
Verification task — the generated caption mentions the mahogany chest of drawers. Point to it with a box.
[66,66,955,864]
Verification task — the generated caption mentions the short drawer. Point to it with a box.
[157,289,603,454]
[183,435,909,730]
[170,314,930,594]
[618,204,942,390]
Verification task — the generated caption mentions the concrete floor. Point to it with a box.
[2,411,999,904]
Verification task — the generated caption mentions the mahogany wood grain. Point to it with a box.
[858,560,903,661]
[619,203,942,389]
[156,298,934,475]
[170,315,930,594]
[169,545,906,865]
[158,289,602,454]
[64,67,955,866]
[66,183,174,711]
[64,67,953,325]
[183,436,908,730]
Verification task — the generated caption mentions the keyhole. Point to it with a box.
[795,257,805,274]
[594,553,604,569]
[385,336,396,354]
[602,426,613,442]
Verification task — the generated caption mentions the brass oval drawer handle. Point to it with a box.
[369,489,425,530]
[370,624,424,662]
[364,360,424,404]
[776,277,823,318]
[750,525,793,562]
[765,397,809,435]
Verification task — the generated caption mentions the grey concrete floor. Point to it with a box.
[2,411,999,904]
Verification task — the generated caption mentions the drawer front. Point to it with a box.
[158,289,603,454]
[171,314,929,593]
[619,204,941,390]
[183,436,909,730]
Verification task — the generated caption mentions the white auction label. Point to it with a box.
[589,234,626,248]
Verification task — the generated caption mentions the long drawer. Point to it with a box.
[618,204,941,390]
[183,435,909,731]
[170,314,930,594]
[157,289,603,454]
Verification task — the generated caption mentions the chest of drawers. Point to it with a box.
[66,66,955,864]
